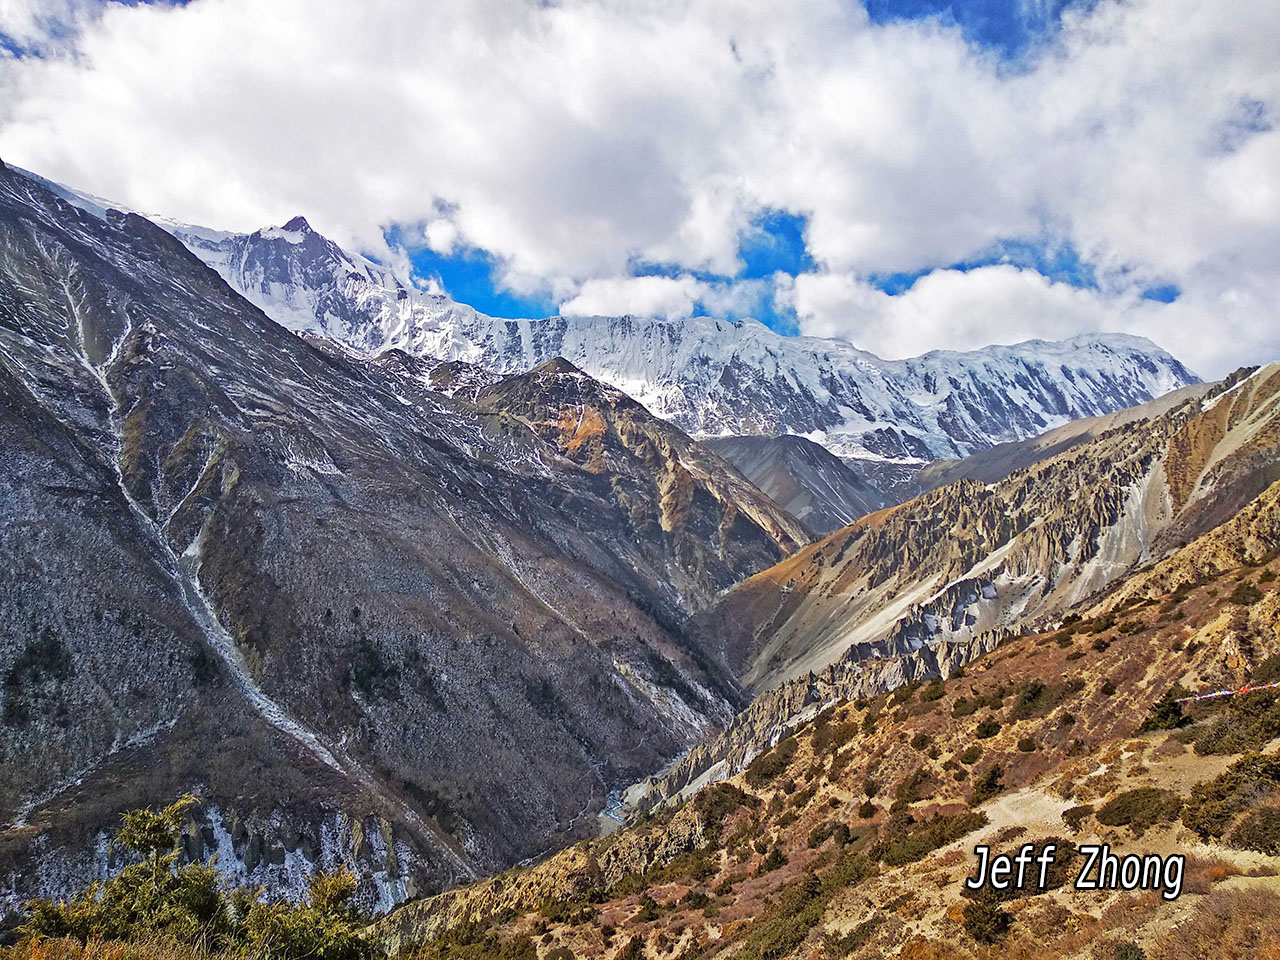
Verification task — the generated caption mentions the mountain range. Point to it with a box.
[21,166,1197,485]
[4,157,1276,957]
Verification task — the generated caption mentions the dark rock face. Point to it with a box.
[0,168,801,904]
[703,434,888,534]
[472,359,812,610]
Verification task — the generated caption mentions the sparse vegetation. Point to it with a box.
[13,796,374,960]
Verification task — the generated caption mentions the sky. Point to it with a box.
[0,0,1277,377]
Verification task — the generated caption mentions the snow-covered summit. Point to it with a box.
[12,166,1197,468]
[169,213,1197,466]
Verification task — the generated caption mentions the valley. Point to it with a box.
[1,161,1277,960]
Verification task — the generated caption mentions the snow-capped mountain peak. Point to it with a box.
[163,212,1197,469]
[15,166,1196,471]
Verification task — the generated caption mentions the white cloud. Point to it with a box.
[560,274,706,320]
[0,0,1277,375]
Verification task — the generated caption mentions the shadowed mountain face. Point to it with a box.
[0,165,808,905]
[703,434,888,534]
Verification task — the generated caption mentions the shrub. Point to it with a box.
[1017,737,1037,752]
[858,799,876,819]
[920,680,946,702]
[910,732,931,750]
[976,718,1001,739]
[1101,679,1117,696]
[1113,941,1146,960]
[894,767,929,807]
[1096,788,1183,836]
[1230,581,1263,605]
[680,889,711,909]
[1182,753,1280,839]
[755,847,788,876]
[1193,690,1280,755]
[873,811,988,866]
[635,895,661,922]
[970,765,1005,805]
[811,719,858,755]
[1009,681,1048,721]
[962,895,1011,944]
[959,745,983,765]
[1062,804,1094,832]
[1227,806,1280,855]
[823,916,884,956]
[746,738,798,787]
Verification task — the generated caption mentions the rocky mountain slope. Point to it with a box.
[700,364,1280,696]
[0,163,808,907]
[374,514,1280,959]
[910,381,1215,497]
[147,208,1199,476]
[471,359,811,609]
[703,435,888,535]
[612,365,1280,811]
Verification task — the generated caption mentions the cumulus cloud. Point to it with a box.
[0,0,1276,375]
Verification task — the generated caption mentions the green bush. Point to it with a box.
[1017,737,1037,752]
[858,799,876,819]
[754,847,788,876]
[1230,581,1263,605]
[1183,753,1280,839]
[959,745,983,765]
[746,738,798,787]
[910,732,932,750]
[872,812,988,866]
[1227,806,1280,855]
[20,795,374,960]
[961,895,1011,944]
[1193,690,1280,755]
[975,717,1001,739]
[1113,941,1146,960]
[1096,788,1183,837]
[970,765,1005,805]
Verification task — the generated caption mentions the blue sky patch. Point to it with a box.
[864,0,1097,60]
[1140,283,1181,304]
[869,237,1097,295]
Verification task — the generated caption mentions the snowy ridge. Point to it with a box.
[16,167,1200,467]
[171,214,1197,466]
